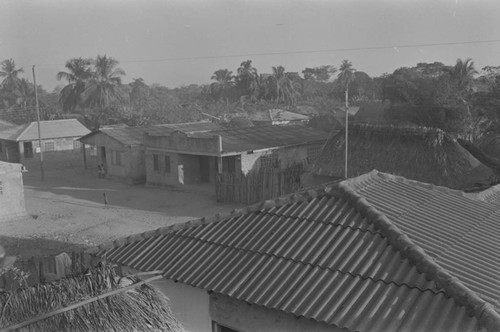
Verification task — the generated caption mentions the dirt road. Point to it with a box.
[1,166,241,258]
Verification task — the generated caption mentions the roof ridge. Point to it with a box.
[89,191,320,255]
[15,122,33,141]
[472,183,500,202]
[348,170,478,199]
[336,182,500,331]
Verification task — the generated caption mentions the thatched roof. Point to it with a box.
[477,133,500,158]
[311,124,497,190]
[0,264,184,332]
[458,138,500,173]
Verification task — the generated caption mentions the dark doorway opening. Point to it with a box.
[199,156,210,183]
[100,146,107,165]
[23,142,33,158]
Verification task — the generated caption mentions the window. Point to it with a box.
[0,142,3,152]
[153,154,159,171]
[44,141,55,152]
[111,150,122,166]
[73,140,81,149]
[164,155,171,173]
[0,181,3,194]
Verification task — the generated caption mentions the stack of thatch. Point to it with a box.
[311,123,497,189]
[0,264,184,332]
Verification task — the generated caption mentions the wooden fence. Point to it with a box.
[216,163,305,204]
[0,251,102,291]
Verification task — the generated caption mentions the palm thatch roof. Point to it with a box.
[311,124,497,190]
[457,138,500,173]
[477,133,500,159]
[0,264,184,332]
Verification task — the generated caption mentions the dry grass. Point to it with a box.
[0,263,184,332]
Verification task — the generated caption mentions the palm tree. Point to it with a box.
[236,60,259,99]
[447,58,477,92]
[269,66,298,105]
[82,55,126,110]
[56,57,92,112]
[16,78,34,111]
[337,59,355,179]
[210,69,235,101]
[0,58,24,94]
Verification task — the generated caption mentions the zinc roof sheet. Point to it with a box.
[0,119,90,141]
[81,121,222,146]
[196,125,328,153]
[97,177,499,331]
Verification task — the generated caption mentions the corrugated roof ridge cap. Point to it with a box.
[340,169,382,189]
[473,183,500,202]
[368,170,473,198]
[337,182,500,331]
[90,190,318,255]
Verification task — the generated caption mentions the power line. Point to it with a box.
[22,38,500,68]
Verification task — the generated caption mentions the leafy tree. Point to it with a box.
[56,57,92,112]
[302,65,336,82]
[129,78,150,122]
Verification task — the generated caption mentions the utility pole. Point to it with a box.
[32,65,44,180]
[344,87,348,179]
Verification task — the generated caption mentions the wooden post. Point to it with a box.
[32,65,44,181]
[82,143,87,169]
[344,87,349,179]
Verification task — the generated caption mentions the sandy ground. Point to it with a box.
[1,166,241,259]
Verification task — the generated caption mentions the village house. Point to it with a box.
[0,161,26,221]
[94,171,500,332]
[144,124,328,187]
[0,119,90,164]
[309,123,498,190]
[79,121,222,184]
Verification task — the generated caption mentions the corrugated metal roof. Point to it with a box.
[196,125,328,153]
[80,121,222,146]
[269,109,310,122]
[0,119,15,131]
[95,173,500,331]
[344,171,500,306]
[0,119,90,141]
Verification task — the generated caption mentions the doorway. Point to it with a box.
[199,156,210,183]
[100,146,107,165]
[23,142,33,158]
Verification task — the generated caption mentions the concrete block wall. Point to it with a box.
[210,294,347,332]
[0,164,27,221]
[146,150,178,186]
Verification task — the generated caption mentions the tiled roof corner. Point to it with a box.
[337,182,500,331]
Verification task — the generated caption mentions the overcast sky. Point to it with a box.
[1,0,499,91]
